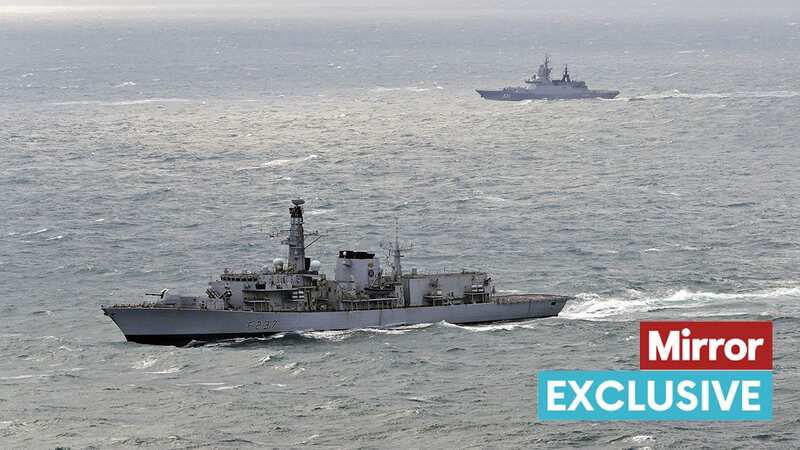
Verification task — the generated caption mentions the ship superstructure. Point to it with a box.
[476,54,619,101]
[103,199,571,345]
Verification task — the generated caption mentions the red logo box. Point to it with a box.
[640,321,772,370]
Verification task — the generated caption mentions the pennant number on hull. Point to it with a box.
[248,320,280,330]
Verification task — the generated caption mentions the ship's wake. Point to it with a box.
[561,285,800,321]
[625,90,800,102]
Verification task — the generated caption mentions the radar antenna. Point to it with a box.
[381,218,413,281]
[268,199,324,271]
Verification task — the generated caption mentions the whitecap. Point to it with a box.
[479,195,507,203]
[236,154,318,172]
[52,98,192,106]
[299,329,355,342]
[0,375,35,380]
[145,367,181,374]
[293,434,320,446]
[211,384,243,391]
[254,351,284,367]
[307,209,332,216]
[371,86,402,92]
[132,358,158,369]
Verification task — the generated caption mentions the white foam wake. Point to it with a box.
[437,319,541,332]
[627,90,800,101]
[561,286,800,321]
[298,323,434,341]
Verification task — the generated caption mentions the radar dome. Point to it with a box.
[309,260,321,272]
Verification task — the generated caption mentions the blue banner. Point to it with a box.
[537,370,772,421]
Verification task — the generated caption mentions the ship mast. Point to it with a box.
[382,219,413,282]
[284,199,306,272]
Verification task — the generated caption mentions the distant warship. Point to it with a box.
[103,199,571,346]
[477,54,619,101]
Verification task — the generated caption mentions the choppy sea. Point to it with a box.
[1,9,800,449]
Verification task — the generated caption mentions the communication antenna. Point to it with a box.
[381,218,413,281]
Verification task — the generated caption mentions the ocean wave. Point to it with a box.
[561,286,800,321]
[145,367,182,374]
[236,154,318,172]
[437,319,540,332]
[52,98,193,106]
[253,350,285,367]
[22,228,48,236]
[292,323,434,342]
[298,329,355,342]
[132,358,158,369]
[371,86,433,93]
[211,384,243,391]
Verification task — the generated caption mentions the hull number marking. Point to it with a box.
[248,320,279,330]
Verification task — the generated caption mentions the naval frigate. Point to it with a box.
[103,200,571,345]
[476,54,619,101]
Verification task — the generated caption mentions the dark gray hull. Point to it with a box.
[476,89,619,101]
[103,295,569,346]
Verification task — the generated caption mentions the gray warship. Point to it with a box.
[103,200,571,345]
[476,54,619,101]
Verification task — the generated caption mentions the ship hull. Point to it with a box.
[103,295,569,346]
[476,89,619,101]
